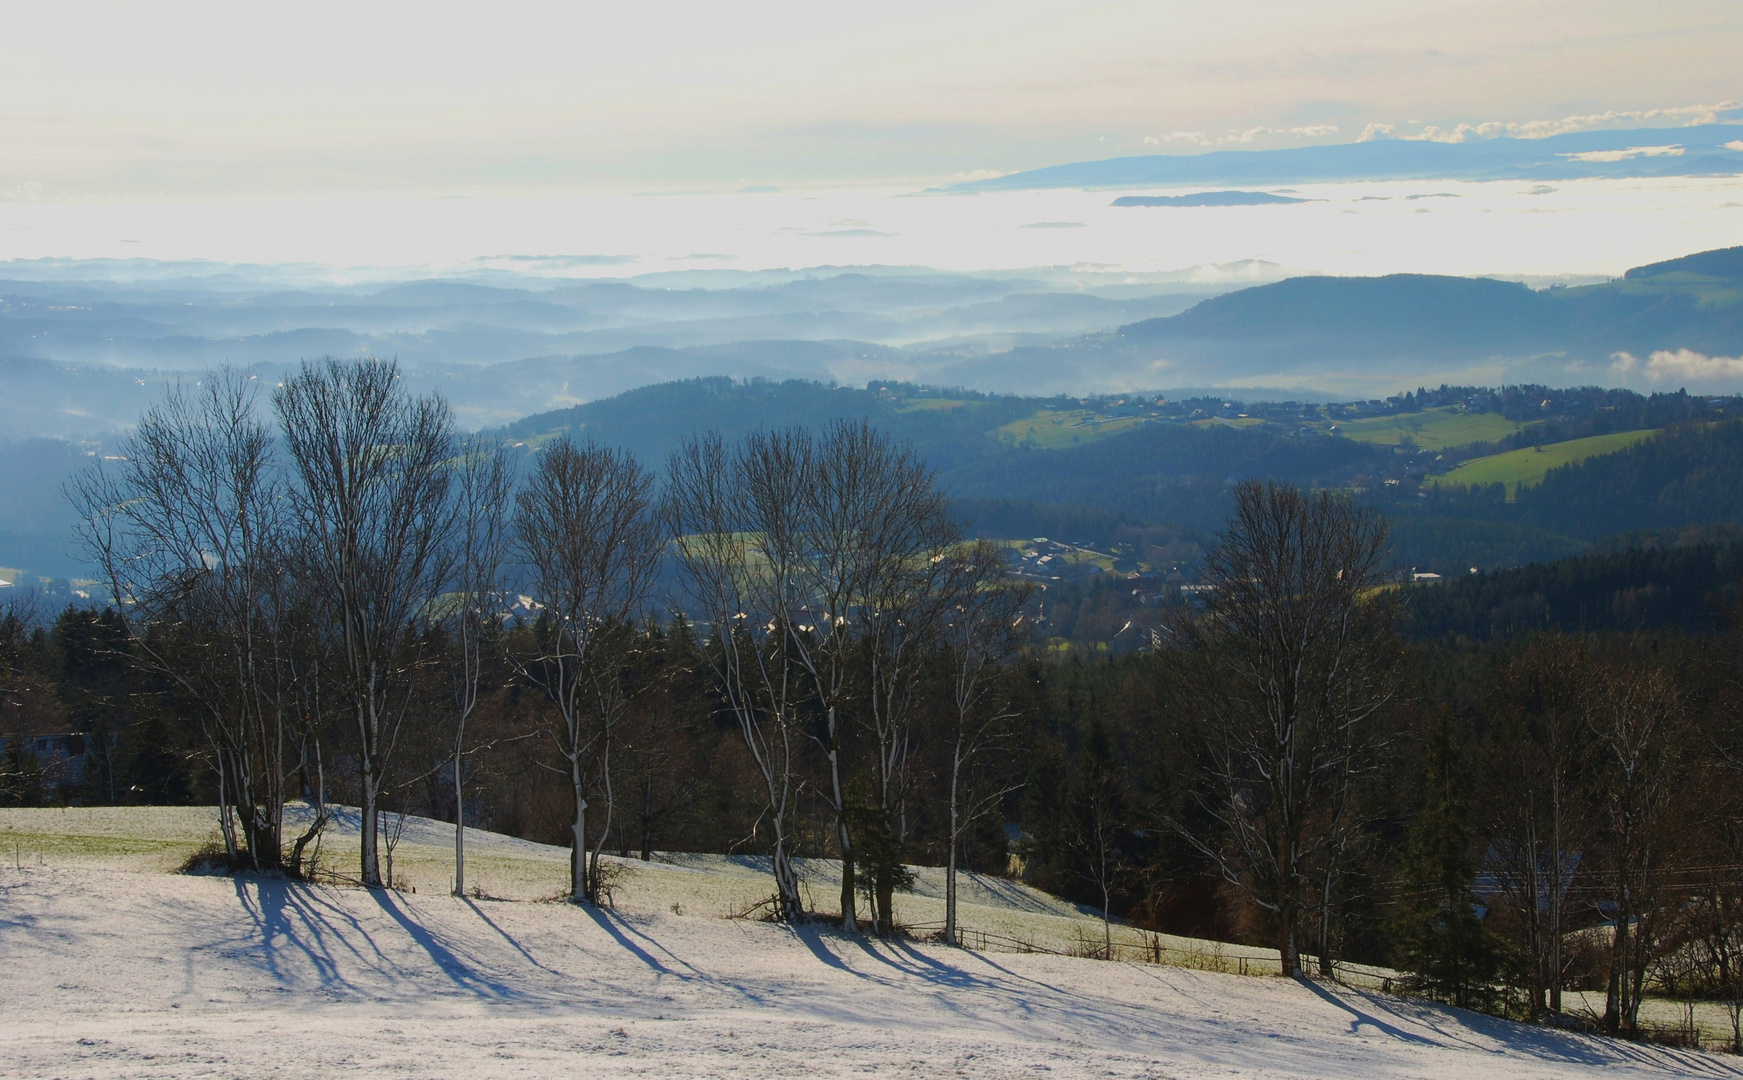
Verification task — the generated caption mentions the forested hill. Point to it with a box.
[1416,419,1743,540]
[1401,535,1743,640]
[1121,275,1557,359]
[1102,245,1743,374]
[494,378,1042,473]
[498,381,1743,574]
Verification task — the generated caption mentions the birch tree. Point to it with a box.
[787,419,956,932]
[939,539,1032,946]
[847,422,961,934]
[275,357,456,889]
[446,436,513,897]
[71,369,307,871]
[667,431,808,921]
[512,438,661,904]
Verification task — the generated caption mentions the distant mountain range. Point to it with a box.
[952,246,1743,396]
[956,124,1743,192]
[1110,191,1307,207]
[4,246,1742,446]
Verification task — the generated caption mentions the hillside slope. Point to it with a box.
[1107,247,1743,378]
[2,824,1726,1079]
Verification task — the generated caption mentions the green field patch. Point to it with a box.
[1057,549,1117,572]
[0,831,200,860]
[997,409,1145,448]
[1428,429,1658,498]
[1190,417,1266,429]
[893,397,978,412]
[1335,407,1525,451]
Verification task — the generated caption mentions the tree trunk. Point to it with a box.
[1102,874,1112,959]
[588,744,614,905]
[640,776,653,862]
[571,752,589,902]
[827,722,857,933]
[1604,893,1626,1033]
[1549,776,1565,1014]
[360,767,381,888]
[248,807,279,873]
[945,759,961,947]
[1317,852,1338,979]
[1523,799,1543,1017]
[1278,911,1299,977]
[771,824,803,922]
[453,738,466,897]
[216,755,239,862]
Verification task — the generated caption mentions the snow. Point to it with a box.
[2,808,1737,1079]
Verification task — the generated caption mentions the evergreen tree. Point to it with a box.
[845,776,914,934]
[1391,716,1505,1009]
[1018,735,1070,892]
[0,737,47,807]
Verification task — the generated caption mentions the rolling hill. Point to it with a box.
[1084,247,1743,388]
[1428,430,1659,497]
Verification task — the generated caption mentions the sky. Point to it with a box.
[4,0,1743,200]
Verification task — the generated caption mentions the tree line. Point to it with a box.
[32,359,1030,945]
[3,357,1742,1046]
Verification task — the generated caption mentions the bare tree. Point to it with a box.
[512,438,661,903]
[1586,656,1684,1035]
[667,431,808,921]
[1478,639,1590,1016]
[70,369,306,870]
[843,421,962,934]
[938,539,1032,946]
[777,419,958,932]
[446,436,513,897]
[274,357,456,889]
[1161,481,1397,976]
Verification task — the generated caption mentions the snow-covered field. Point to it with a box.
[2,807,1736,1079]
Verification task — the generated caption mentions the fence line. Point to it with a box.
[899,921,1388,987]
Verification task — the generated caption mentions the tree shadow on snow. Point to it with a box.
[1298,976,1743,1076]
[367,888,521,999]
[224,875,522,1002]
[461,897,563,978]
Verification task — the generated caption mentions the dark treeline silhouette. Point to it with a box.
[1403,533,1743,639]
[5,358,1743,1047]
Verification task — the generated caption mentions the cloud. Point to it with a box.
[1726,140,1743,151]
[1559,145,1683,163]
[1359,100,1742,144]
[1612,349,1743,382]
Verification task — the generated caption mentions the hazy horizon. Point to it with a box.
[4,174,1740,284]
